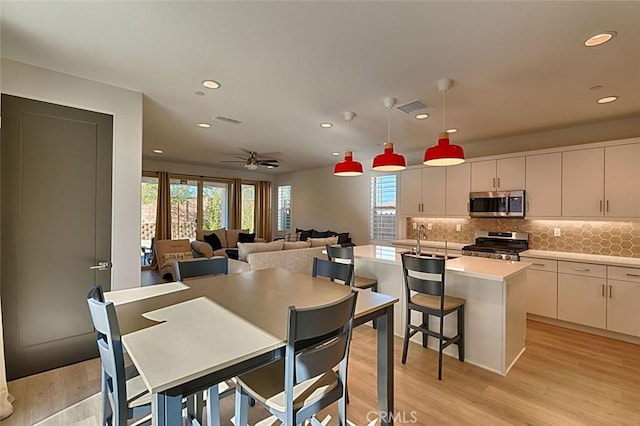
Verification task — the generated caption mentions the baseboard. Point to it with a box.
[527,314,640,345]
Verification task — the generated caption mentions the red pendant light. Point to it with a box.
[334,150,363,176]
[333,111,363,176]
[423,79,465,166]
[372,97,406,171]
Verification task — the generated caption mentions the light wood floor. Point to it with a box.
[5,320,640,425]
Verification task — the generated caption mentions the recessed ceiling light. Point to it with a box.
[446,128,458,134]
[415,113,430,120]
[332,152,340,156]
[320,123,333,128]
[153,149,163,154]
[197,123,211,128]
[195,91,205,96]
[585,31,617,47]
[597,96,619,104]
[202,80,221,89]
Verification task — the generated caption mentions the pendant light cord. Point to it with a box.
[442,89,446,132]
[387,107,391,142]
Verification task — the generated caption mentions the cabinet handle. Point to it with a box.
[497,177,501,188]
[606,200,609,212]
[492,177,496,189]
[526,201,530,213]
[625,273,640,278]
[601,284,605,297]
[609,285,613,298]
[467,202,470,213]
[599,200,603,212]
[532,263,545,267]
[573,267,590,272]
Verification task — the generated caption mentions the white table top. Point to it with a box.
[111,268,398,395]
[105,282,188,305]
[354,245,530,282]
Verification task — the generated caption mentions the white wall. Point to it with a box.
[275,166,373,245]
[1,59,143,290]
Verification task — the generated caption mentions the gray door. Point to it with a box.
[1,94,113,380]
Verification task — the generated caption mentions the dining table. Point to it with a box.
[105,268,398,425]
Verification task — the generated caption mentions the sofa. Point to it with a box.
[155,238,200,280]
[279,228,354,247]
[191,228,266,258]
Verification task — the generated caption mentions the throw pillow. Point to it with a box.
[161,251,194,266]
[226,229,250,248]
[239,232,256,243]
[283,240,312,250]
[191,240,214,258]
[284,232,300,242]
[203,232,223,251]
[308,236,339,247]
[311,229,329,238]
[225,249,239,260]
[296,228,314,241]
[237,240,284,261]
[337,232,350,245]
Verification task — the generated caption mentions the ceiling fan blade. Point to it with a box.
[219,160,246,163]
[259,161,280,167]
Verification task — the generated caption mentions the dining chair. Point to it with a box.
[312,257,353,285]
[234,290,359,426]
[176,256,229,280]
[325,245,378,291]
[87,285,152,426]
[400,253,465,380]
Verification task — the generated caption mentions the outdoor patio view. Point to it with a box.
[140,175,256,266]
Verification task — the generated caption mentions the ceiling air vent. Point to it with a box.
[214,116,242,125]
[395,99,431,114]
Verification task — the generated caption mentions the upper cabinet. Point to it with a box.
[470,157,525,192]
[563,144,640,218]
[604,144,640,218]
[445,162,470,216]
[525,153,562,217]
[399,167,445,216]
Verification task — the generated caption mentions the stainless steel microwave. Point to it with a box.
[469,190,525,217]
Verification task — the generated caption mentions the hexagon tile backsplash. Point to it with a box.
[406,218,640,258]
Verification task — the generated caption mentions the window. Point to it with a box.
[241,183,256,232]
[202,180,229,230]
[140,174,158,266]
[370,175,397,241]
[170,177,198,240]
[277,185,292,232]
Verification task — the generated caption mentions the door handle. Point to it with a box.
[90,261,111,271]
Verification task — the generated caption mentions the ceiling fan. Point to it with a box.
[220,148,280,170]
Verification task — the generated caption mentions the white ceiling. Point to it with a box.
[2,1,639,173]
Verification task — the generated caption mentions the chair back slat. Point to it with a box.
[176,257,229,280]
[402,254,446,300]
[312,257,353,285]
[325,245,355,285]
[294,332,349,383]
[286,291,357,387]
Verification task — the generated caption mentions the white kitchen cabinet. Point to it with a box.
[557,261,607,329]
[399,167,445,216]
[470,157,525,192]
[562,148,604,217]
[445,162,470,216]
[521,256,557,318]
[604,143,640,218]
[525,153,562,217]
[606,266,640,337]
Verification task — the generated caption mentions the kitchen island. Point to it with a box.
[353,245,530,375]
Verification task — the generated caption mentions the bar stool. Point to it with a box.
[400,253,465,380]
[325,245,378,291]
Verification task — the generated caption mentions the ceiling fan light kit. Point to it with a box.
[220,149,280,170]
[423,78,465,167]
[372,97,406,171]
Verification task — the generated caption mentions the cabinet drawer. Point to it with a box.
[520,257,557,272]
[558,261,606,278]
[607,266,640,283]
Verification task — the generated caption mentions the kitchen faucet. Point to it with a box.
[415,224,427,255]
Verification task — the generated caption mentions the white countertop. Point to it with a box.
[354,245,529,282]
[522,249,640,268]
[391,239,467,251]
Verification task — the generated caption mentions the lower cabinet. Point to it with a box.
[557,262,607,329]
[521,257,557,318]
[606,266,640,337]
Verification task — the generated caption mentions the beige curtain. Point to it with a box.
[256,181,272,241]
[151,171,172,268]
[230,178,242,229]
[0,302,15,420]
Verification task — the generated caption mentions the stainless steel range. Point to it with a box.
[462,231,529,261]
